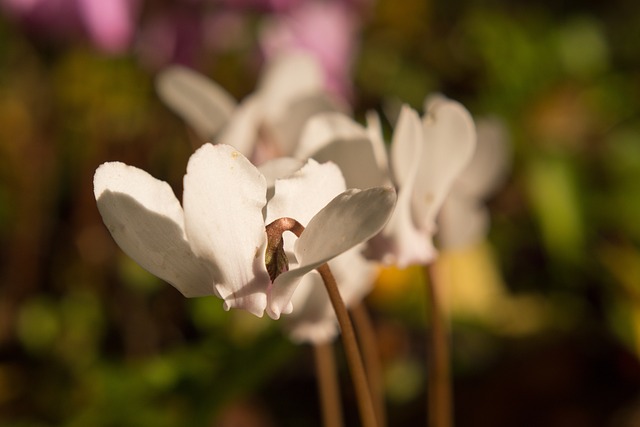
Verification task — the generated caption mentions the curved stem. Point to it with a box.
[317,264,379,427]
[425,262,453,427]
[265,217,378,427]
[314,342,344,427]
[351,303,387,427]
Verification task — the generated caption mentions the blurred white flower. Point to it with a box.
[260,1,360,99]
[156,52,345,164]
[300,99,476,267]
[438,116,511,250]
[94,143,395,319]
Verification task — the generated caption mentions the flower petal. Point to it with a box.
[258,157,306,194]
[284,271,339,344]
[285,249,377,344]
[412,99,476,231]
[365,110,391,174]
[94,162,214,297]
[268,93,343,157]
[183,144,270,317]
[265,159,346,226]
[296,111,368,158]
[268,187,396,318]
[296,112,389,189]
[258,52,324,121]
[217,95,263,159]
[453,117,510,199]
[266,159,346,269]
[390,105,423,188]
[438,194,488,250]
[155,66,237,141]
[374,167,437,267]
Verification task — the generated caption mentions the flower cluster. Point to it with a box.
[95,143,395,320]
[93,52,504,346]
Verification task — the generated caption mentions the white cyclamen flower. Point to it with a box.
[258,155,378,343]
[94,144,395,319]
[156,52,344,165]
[299,98,476,268]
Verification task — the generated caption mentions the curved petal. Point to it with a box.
[365,110,391,175]
[217,95,262,158]
[269,92,343,157]
[390,105,423,188]
[284,249,375,344]
[412,100,476,232]
[94,162,214,297]
[284,271,339,344]
[265,159,346,226]
[438,194,488,250]
[155,66,237,141]
[258,157,306,202]
[268,187,396,318]
[328,247,377,308]
[374,173,437,267]
[259,52,324,121]
[454,117,511,199]
[296,112,389,189]
[266,159,346,263]
[183,144,270,317]
[296,112,368,159]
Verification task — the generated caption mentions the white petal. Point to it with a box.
[268,187,396,318]
[328,247,377,308]
[374,172,437,267]
[390,105,424,188]
[438,194,489,250]
[268,93,343,157]
[284,271,339,344]
[369,107,437,266]
[217,95,262,158]
[258,157,306,190]
[412,100,476,232]
[296,112,369,159]
[266,159,346,226]
[365,110,391,174]
[297,112,389,189]
[94,162,214,297]
[453,117,511,199]
[182,144,270,317]
[266,160,346,263]
[423,93,449,113]
[258,52,324,121]
[155,66,237,141]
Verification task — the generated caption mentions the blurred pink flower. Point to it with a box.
[1,0,138,53]
[260,1,361,99]
[77,0,138,53]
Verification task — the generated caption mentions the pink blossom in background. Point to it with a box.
[0,0,138,54]
[77,0,138,54]
[260,1,361,100]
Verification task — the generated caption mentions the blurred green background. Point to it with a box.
[1,0,639,426]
